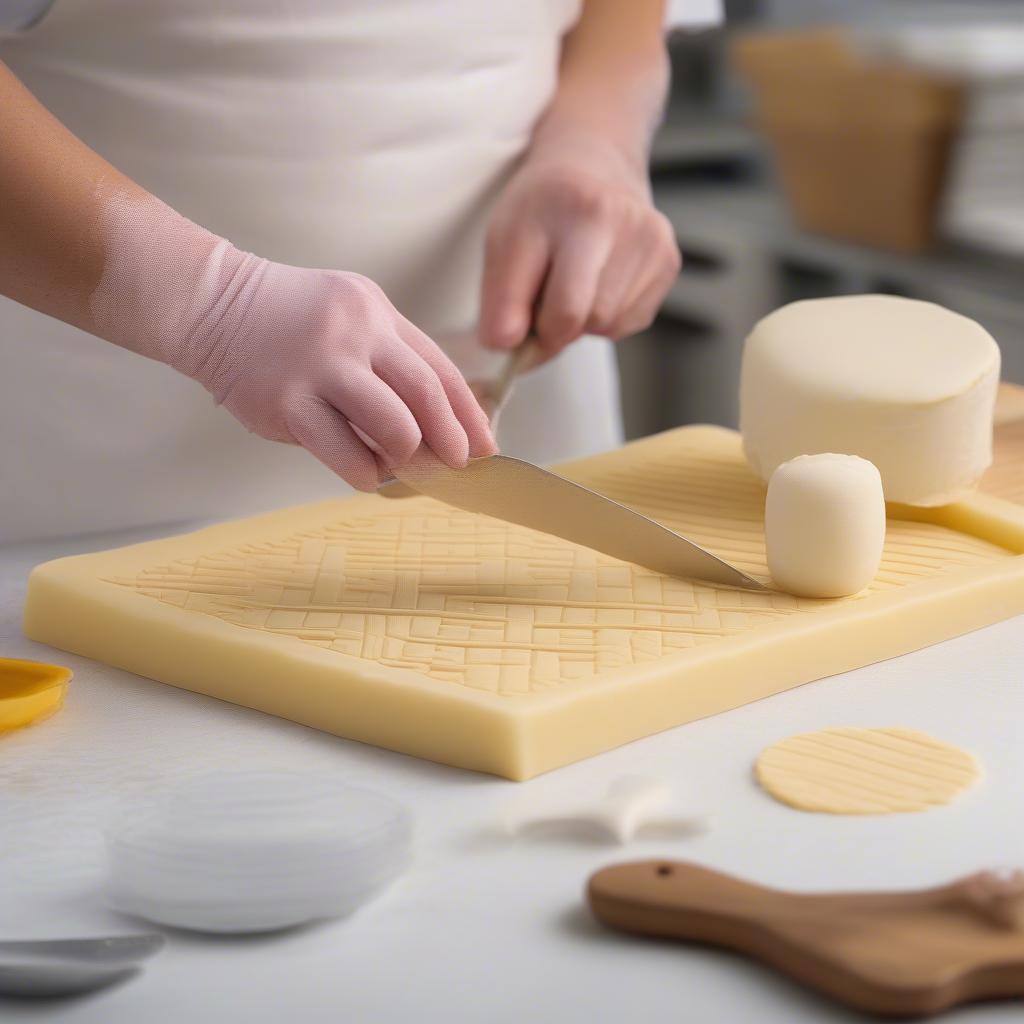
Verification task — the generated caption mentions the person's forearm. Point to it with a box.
[0,61,147,332]
[0,62,234,374]
[0,62,494,487]
[530,0,670,174]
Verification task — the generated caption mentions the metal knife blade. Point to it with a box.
[392,453,767,591]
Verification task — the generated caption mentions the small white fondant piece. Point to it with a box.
[503,775,706,845]
[766,454,886,598]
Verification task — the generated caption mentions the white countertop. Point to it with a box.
[2,524,1023,1024]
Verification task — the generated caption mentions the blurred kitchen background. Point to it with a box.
[623,0,1024,439]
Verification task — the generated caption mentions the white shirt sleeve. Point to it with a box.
[665,0,723,29]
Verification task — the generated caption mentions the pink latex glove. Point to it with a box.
[480,132,680,361]
[90,193,495,491]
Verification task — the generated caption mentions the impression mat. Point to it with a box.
[24,426,1024,779]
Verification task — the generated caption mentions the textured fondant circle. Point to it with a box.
[755,727,980,815]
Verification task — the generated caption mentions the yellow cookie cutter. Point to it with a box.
[0,657,73,734]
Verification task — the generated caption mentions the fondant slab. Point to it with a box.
[24,427,1024,779]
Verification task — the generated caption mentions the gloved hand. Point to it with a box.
[479,132,680,361]
[90,193,496,491]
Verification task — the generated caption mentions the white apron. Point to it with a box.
[0,1,706,543]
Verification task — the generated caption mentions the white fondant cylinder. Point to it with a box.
[765,454,886,598]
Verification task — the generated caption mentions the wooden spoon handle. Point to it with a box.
[587,860,780,943]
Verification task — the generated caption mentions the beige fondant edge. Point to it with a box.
[20,428,1024,780]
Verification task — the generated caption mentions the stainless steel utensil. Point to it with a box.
[392,452,765,590]
[378,338,765,590]
[0,934,165,998]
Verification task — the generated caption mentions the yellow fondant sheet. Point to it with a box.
[23,427,1024,780]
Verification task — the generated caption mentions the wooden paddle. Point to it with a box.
[588,860,1024,1017]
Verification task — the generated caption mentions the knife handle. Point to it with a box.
[378,336,543,499]
[478,335,543,427]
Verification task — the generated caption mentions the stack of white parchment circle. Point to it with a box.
[105,772,413,933]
